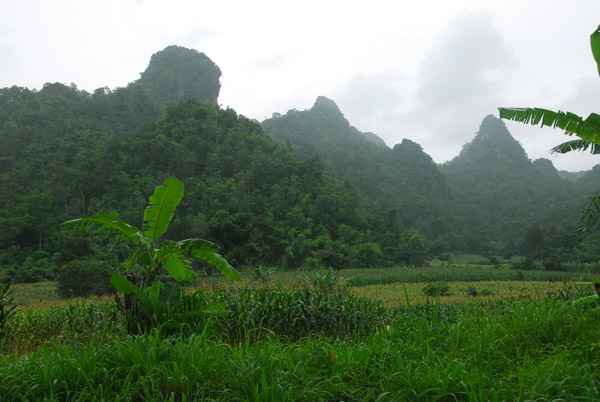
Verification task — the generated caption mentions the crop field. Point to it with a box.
[352,280,577,308]
[10,265,591,309]
[2,266,599,401]
[10,282,112,310]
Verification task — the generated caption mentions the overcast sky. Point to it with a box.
[2,0,600,171]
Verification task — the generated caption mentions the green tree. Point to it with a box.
[398,229,428,266]
[522,224,545,258]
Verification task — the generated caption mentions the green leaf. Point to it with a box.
[177,238,241,281]
[110,274,154,312]
[551,139,600,154]
[177,238,221,253]
[147,280,162,302]
[574,294,599,305]
[163,254,194,282]
[580,194,600,232]
[178,302,230,317]
[144,177,184,243]
[499,108,600,145]
[591,25,600,77]
[574,281,595,287]
[157,281,182,305]
[193,248,242,281]
[63,211,144,246]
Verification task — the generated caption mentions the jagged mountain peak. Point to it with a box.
[533,158,558,172]
[392,138,435,164]
[455,114,530,166]
[308,96,350,128]
[477,114,511,139]
[312,96,342,113]
[393,138,426,154]
[390,139,445,188]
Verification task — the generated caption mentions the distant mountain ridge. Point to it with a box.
[264,100,596,254]
[2,44,600,267]
[441,115,584,252]
[262,96,453,243]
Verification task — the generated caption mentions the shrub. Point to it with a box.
[542,255,563,271]
[510,257,540,271]
[56,259,113,298]
[465,285,494,297]
[9,256,55,283]
[422,281,451,296]
[466,285,478,296]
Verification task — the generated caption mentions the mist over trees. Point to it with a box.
[1,45,599,283]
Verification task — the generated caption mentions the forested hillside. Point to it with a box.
[0,47,429,282]
[262,99,600,259]
[261,97,452,247]
[1,45,600,284]
[441,115,586,256]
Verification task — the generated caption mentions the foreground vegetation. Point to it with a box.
[1,266,600,401]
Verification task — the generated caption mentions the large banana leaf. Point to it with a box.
[178,238,242,281]
[63,211,144,246]
[192,247,242,281]
[499,108,600,146]
[580,194,600,232]
[592,25,600,77]
[110,274,154,312]
[154,241,195,282]
[177,238,221,253]
[551,139,600,154]
[144,177,184,244]
[162,253,195,282]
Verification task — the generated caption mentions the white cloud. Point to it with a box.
[335,11,515,163]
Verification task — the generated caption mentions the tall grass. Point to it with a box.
[208,286,388,342]
[1,292,599,400]
[4,301,122,354]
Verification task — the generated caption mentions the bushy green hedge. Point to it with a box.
[55,259,113,298]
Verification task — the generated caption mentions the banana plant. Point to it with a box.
[64,177,242,333]
[499,26,600,304]
[0,282,16,346]
[499,25,600,232]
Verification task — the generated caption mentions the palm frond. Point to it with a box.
[162,253,194,283]
[499,108,600,145]
[193,248,242,281]
[177,238,220,253]
[591,25,600,77]
[63,211,143,246]
[580,194,600,232]
[551,139,600,154]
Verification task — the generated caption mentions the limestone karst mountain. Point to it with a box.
[138,45,222,108]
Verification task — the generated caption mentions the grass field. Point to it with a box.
[2,266,599,400]
[351,280,577,307]
[10,281,112,310]
[10,265,591,309]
